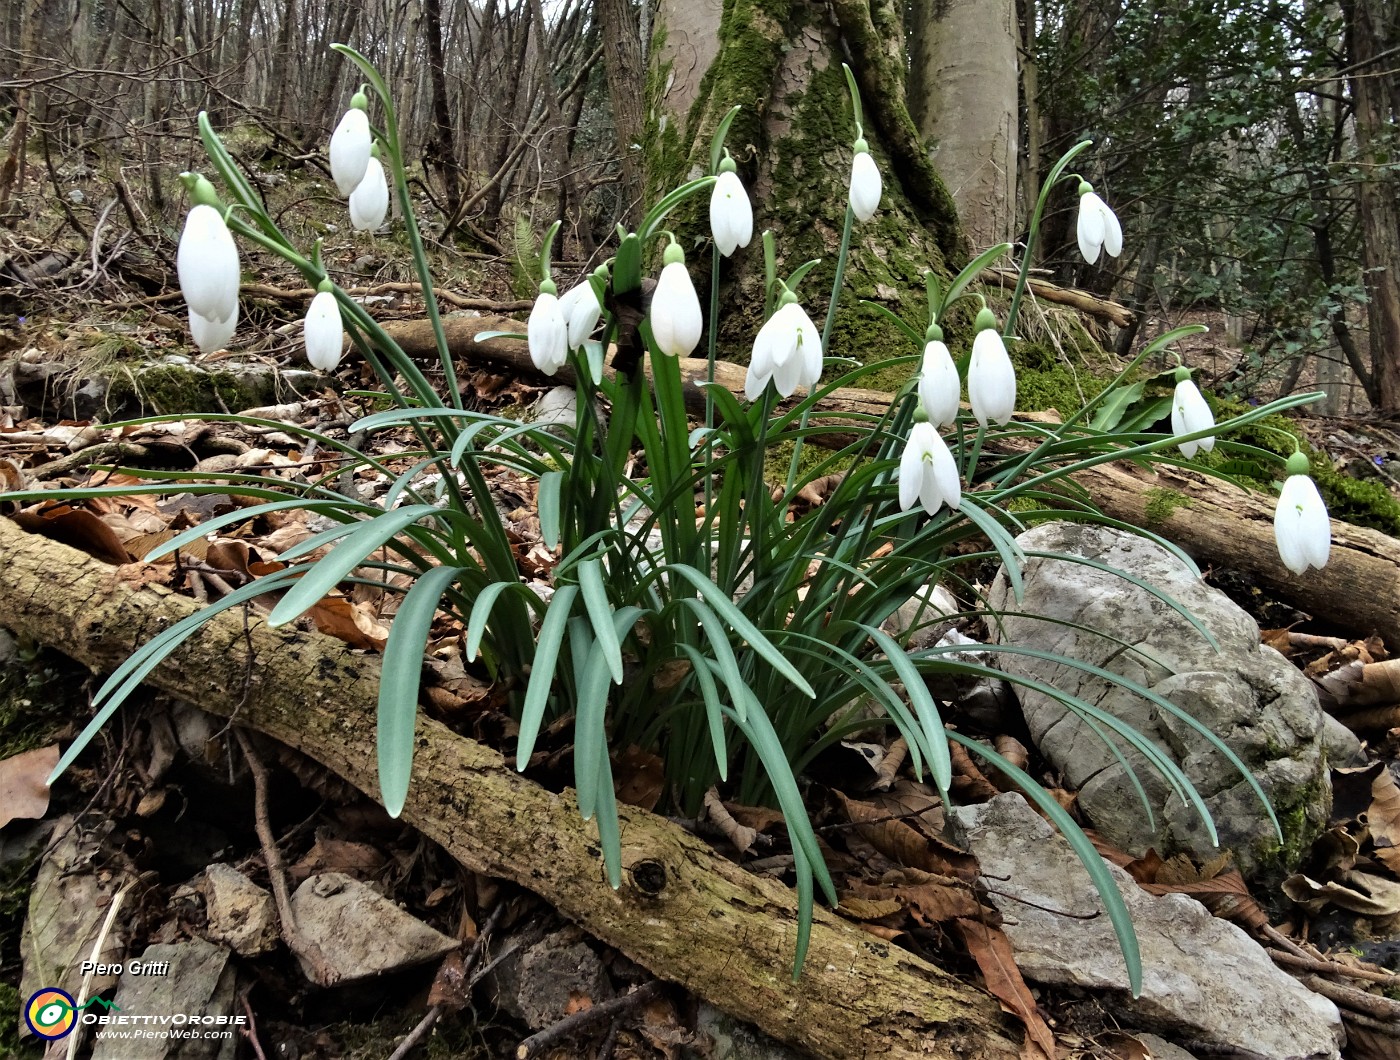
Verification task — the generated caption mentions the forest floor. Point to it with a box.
[3,154,1400,1059]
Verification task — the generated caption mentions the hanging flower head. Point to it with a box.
[527,278,568,376]
[349,150,389,231]
[968,306,1016,427]
[558,276,603,351]
[304,284,344,371]
[710,153,753,258]
[849,138,882,223]
[898,417,962,516]
[330,91,372,198]
[189,306,237,355]
[1171,367,1216,458]
[745,291,823,400]
[650,241,703,358]
[177,200,240,327]
[918,322,960,429]
[1076,180,1123,265]
[1274,451,1331,575]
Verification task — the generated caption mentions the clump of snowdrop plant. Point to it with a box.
[10,50,1335,996]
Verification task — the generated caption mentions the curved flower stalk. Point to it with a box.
[1076,181,1123,265]
[330,94,372,197]
[1274,452,1331,574]
[746,293,823,400]
[968,306,1016,427]
[349,155,389,231]
[1171,367,1216,458]
[651,242,703,358]
[898,419,961,515]
[709,154,753,258]
[917,324,960,429]
[177,203,240,326]
[304,286,344,371]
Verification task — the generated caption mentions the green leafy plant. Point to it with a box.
[2,49,1330,994]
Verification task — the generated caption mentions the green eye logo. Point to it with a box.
[25,988,76,1039]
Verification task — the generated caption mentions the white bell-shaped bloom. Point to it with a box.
[527,287,569,376]
[849,145,882,222]
[898,421,962,516]
[189,305,237,355]
[745,300,823,400]
[330,108,373,198]
[709,170,753,257]
[650,259,703,358]
[1076,184,1123,265]
[918,338,961,429]
[1274,463,1330,575]
[349,157,389,231]
[177,204,240,325]
[968,320,1016,427]
[558,281,602,350]
[304,290,344,371]
[1171,376,1216,458]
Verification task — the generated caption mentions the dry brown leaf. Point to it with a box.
[956,918,1056,1059]
[0,744,59,827]
[838,895,905,920]
[1367,767,1400,874]
[723,802,787,833]
[307,595,390,651]
[616,746,665,812]
[834,790,943,872]
[1141,869,1267,931]
[1283,870,1400,917]
[15,504,131,564]
[1097,1030,1153,1060]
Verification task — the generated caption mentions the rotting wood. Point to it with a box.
[0,516,1019,1060]
[978,268,1134,329]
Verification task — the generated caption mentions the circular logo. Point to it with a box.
[25,988,76,1040]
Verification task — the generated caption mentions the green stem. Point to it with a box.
[1005,139,1093,339]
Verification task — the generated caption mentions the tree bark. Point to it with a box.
[597,0,646,227]
[0,516,1018,1060]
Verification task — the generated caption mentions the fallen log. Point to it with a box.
[0,516,1018,1060]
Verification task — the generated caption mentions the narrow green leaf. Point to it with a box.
[860,625,951,794]
[466,581,519,661]
[677,644,728,782]
[517,585,579,768]
[942,242,1012,312]
[578,558,624,684]
[957,497,1025,604]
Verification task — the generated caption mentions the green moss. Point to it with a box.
[0,642,82,759]
[1250,775,1326,881]
[1143,487,1193,527]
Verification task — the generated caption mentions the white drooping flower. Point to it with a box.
[304,289,344,371]
[650,245,703,358]
[527,282,568,376]
[898,420,962,516]
[349,156,389,231]
[558,280,602,350]
[189,305,237,355]
[1076,181,1123,265]
[745,298,823,400]
[177,204,240,326]
[1274,453,1331,575]
[849,140,882,222]
[709,163,753,258]
[967,308,1016,427]
[918,330,961,429]
[1171,370,1216,458]
[330,104,372,198]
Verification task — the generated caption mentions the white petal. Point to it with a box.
[849,151,882,222]
[709,171,752,257]
[560,282,602,349]
[918,340,961,428]
[791,305,824,389]
[304,291,344,371]
[927,429,962,510]
[189,305,237,354]
[898,427,928,511]
[349,157,389,231]
[528,292,568,375]
[330,109,372,198]
[1101,200,1123,257]
[968,329,1016,427]
[1077,192,1107,264]
[177,205,240,324]
[772,346,804,398]
[744,363,771,402]
[1172,380,1215,456]
[1276,474,1330,573]
[651,261,703,357]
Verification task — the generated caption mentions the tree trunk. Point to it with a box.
[0,516,1018,1060]
[909,0,1020,250]
[424,0,462,207]
[598,0,646,227]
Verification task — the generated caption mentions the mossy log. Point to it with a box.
[0,517,1018,1060]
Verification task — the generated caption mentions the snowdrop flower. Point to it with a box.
[304,287,344,371]
[918,324,960,429]
[330,94,372,198]
[899,419,962,516]
[1274,453,1330,575]
[189,305,236,355]
[849,138,882,222]
[527,279,568,376]
[650,243,703,358]
[967,307,1016,427]
[709,156,753,257]
[177,204,240,326]
[745,296,823,400]
[558,278,602,350]
[1076,180,1123,265]
[349,155,389,231]
[1171,367,1215,458]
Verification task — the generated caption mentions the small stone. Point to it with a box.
[200,865,278,956]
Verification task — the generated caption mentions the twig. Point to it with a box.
[1268,947,1400,985]
[1259,923,1314,960]
[387,1005,442,1060]
[235,728,339,985]
[67,882,132,1060]
[1301,974,1400,1023]
[515,982,664,1060]
[873,737,908,790]
[240,991,269,1060]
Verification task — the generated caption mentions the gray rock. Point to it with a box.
[289,872,457,985]
[526,385,580,432]
[199,865,278,957]
[686,1002,809,1060]
[987,522,1331,874]
[950,794,1343,1060]
[488,928,613,1030]
[92,939,237,1060]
